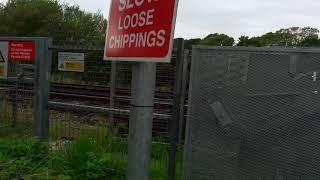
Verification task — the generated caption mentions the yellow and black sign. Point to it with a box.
[0,51,4,62]
[0,42,8,79]
[58,52,85,72]
[0,63,4,78]
[64,62,84,72]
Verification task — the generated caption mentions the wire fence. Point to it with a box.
[0,39,189,142]
[48,45,183,142]
[0,61,35,136]
[0,38,188,179]
[4,39,320,179]
[6,39,320,179]
[46,42,188,179]
[184,46,320,180]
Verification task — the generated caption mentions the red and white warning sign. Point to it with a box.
[104,0,179,62]
[9,41,35,62]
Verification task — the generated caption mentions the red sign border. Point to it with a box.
[103,0,179,63]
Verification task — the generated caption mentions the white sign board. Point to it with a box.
[58,52,85,72]
[0,42,8,79]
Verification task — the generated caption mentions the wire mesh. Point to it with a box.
[48,46,179,142]
[184,46,320,180]
[50,47,114,141]
[47,45,183,179]
[0,40,187,179]
[0,61,34,136]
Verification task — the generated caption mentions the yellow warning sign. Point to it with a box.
[0,51,4,62]
[58,52,85,72]
[0,63,4,78]
[64,62,84,72]
[0,42,8,79]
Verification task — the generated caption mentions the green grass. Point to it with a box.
[0,98,183,179]
[0,135,183,180]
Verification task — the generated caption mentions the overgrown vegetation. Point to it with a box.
[0,100,182,179]
[0,136,183,179]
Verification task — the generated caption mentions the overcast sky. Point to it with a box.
[1,0,320,39]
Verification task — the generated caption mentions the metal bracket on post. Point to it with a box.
[127,62,156,180]
[34,38,51,139]
[168,38,185,180]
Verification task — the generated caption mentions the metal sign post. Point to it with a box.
[103,0,179,179]
[127,62,156,180]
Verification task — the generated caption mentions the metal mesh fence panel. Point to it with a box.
[184,46,320,180]
[49,47,112,141]
[0,61,34,136]
[47,44,185,179]
[48,45,179,141]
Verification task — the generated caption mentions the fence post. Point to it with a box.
[178,50,190,144]
[127,62,156,180]
[109,61,117,131]
[168,38,185,180]
[34,38,51,139]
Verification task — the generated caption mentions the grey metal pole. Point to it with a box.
[109,61,116,132]
[168,38,185,180]
[178,50,190,144]
[127,62,156,180]
[34,38,51,139]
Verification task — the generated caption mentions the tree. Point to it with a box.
[184,34,234,49]
[299,35,320,47]
[199,33,234,46]
[237,36,250,46]
[237,36,262,47]
[237,27,320,47]
[0,0,107,45]
[270,27,320,46]
[184,38,201,49]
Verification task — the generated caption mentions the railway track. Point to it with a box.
[50,83,175,108]
[51,83,174,99]
[1,82,188,138]
[1,81,187,114]
[1,82,177,106]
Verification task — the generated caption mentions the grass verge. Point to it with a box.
[0,135,183,180]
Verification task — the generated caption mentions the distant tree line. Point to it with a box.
[185,27,320,49]
[0,0,107,46]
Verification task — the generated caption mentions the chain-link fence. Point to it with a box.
[0,61,35,136]
[0,38,188,179]
[48,45,185,142]
[46,41,188,179]
[184,46,320,180]
[0,38,50,138]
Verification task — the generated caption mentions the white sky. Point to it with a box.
[1,0,320,40]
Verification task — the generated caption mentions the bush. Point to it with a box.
[0,136,182,179]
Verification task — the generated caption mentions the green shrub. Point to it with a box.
[0,136,182,179]
[0,137,49,179]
